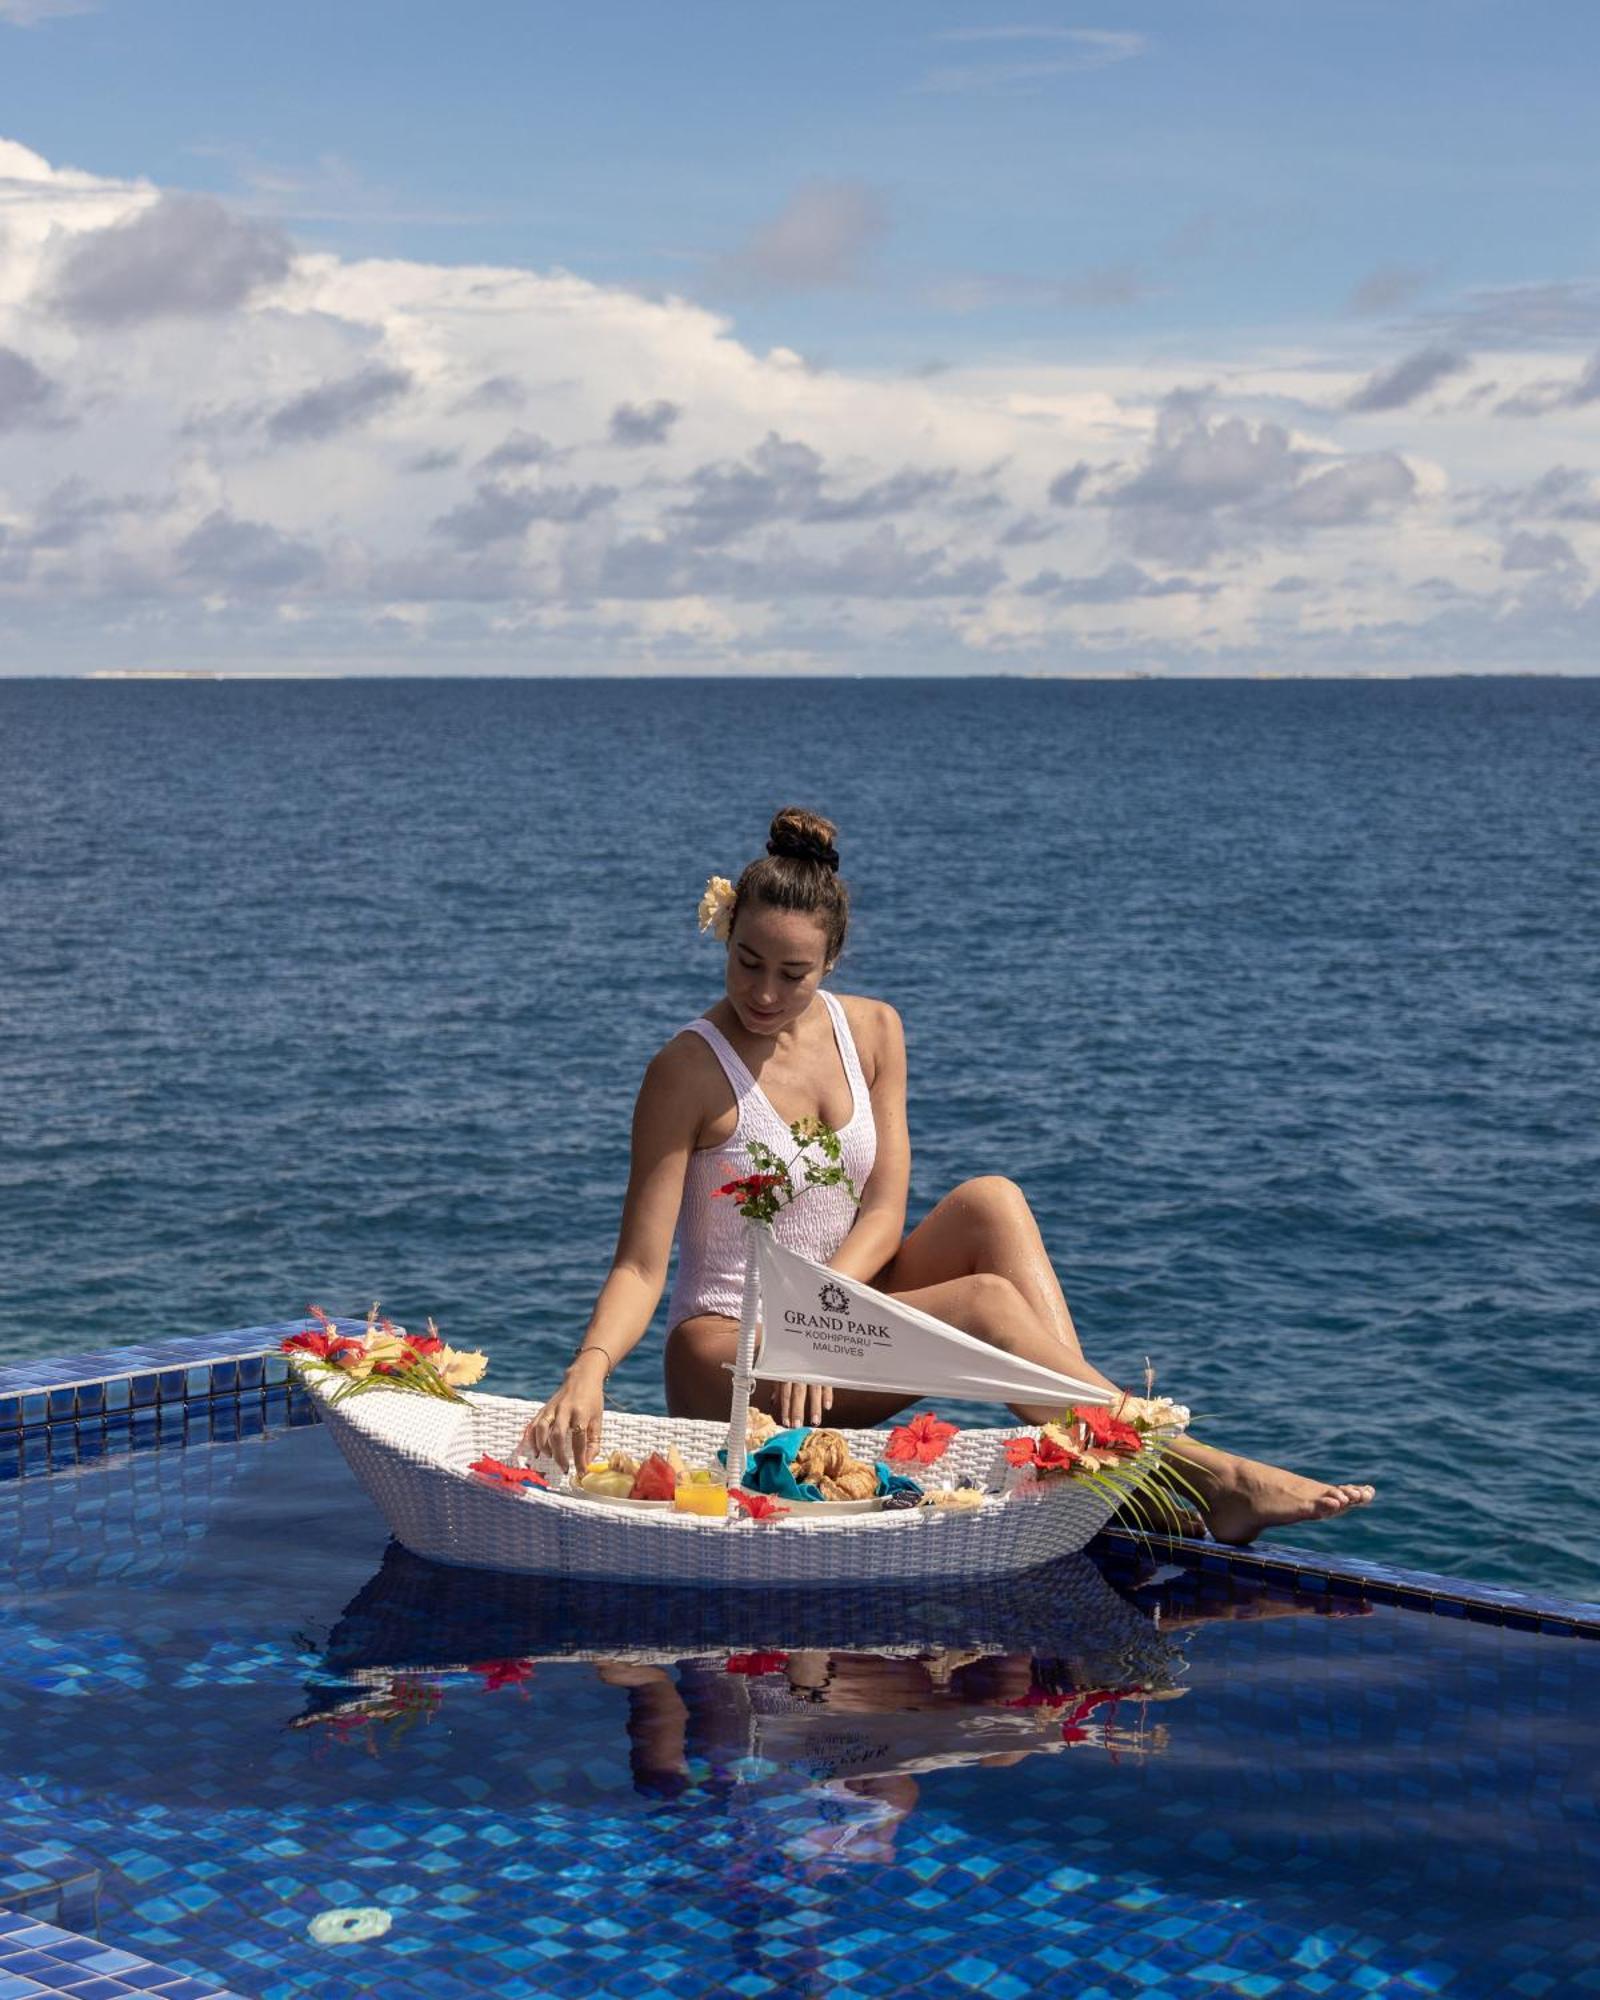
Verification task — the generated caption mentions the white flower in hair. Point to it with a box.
[697,874,736,941]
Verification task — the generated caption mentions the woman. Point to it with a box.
[525,808,1374,1544]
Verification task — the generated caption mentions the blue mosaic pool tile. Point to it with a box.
[0,1325,343,1489]
[0,1913,246,2000]
[0,1325,326,1400]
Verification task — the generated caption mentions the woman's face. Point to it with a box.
[726,903,833,1038]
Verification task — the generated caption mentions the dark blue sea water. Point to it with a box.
[1,676,1596,1596]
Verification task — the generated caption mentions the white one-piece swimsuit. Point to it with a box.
[665,990,878,1328]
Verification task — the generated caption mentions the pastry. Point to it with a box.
[819,1464,878,1501]
[793,1428,850,1485]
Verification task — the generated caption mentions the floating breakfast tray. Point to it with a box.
[297,1226,1169,1587]
[301,1381,1120,1587]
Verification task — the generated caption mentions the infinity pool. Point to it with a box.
[1,1365,1596,2000]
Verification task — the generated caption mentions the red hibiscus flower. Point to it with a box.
[729,1488,790,1521]
[1004,1430,1084,1474]
[886,1410,958,1465]
[468,1454,549,1491]
[725,1652,790,1675]
[287,1308,370,1367]
[474,1658,536,1691]
[282,1327,366,1366]
[1033,1431,1082,1472]
[1076,1405,1144,1455]
[283,1328,337,1358]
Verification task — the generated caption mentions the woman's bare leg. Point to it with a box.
[873,1177,1374,1544]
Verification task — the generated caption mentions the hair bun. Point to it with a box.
[767,806,840,873]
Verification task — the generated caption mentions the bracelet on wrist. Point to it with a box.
[572,1343,615,1376]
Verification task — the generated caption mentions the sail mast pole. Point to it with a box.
[723,1227,762,1497]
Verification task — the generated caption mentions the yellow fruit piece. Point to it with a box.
[674,1481,729,1517]
[578,1468,635,1499]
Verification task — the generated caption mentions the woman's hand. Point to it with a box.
[520,1352,608,1471]
[775,1379,833,1429]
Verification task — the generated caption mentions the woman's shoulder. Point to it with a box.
[830,992,903,1073]
[831,990,900,1029]
[631,1023,732,1145]
[651,1014,725,1078]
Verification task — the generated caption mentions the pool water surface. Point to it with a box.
[1,1421,1595,2000]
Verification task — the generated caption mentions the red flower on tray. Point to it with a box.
[1004,1430,1084,1473]
[725,1651,790,1675]
[468,1454,549,1492]
[729,1488,790,1522]
[886,1410,958,1465]
[1034,1429,1083,1472]
[1076,1404,1144,1455]
[283,1326,366,1366]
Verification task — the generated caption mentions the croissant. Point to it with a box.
[793,1428,850,1484]
[820,1463,877,1501]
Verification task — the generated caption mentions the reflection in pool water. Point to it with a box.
[1,1423,1594,2000]
[293,1539,1192,1870]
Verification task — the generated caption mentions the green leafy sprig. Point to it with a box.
[716,1116,860,1224]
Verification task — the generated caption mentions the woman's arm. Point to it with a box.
[825,999,909,1285]
[523,1040,702,1467]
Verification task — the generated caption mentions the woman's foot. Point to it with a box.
[1197,1454,1375,1546]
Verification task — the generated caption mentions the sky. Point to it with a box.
[3,0,1600,675]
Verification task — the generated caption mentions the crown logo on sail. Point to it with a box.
[818,1280,850,1314]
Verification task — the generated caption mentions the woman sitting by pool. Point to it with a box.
[523,807,1374,1544]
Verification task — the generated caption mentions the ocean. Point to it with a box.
[1,674,1595,1596]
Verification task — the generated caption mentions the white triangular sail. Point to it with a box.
[750,1228,1114,1410]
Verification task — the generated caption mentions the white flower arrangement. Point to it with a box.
[697,874,737,941]
[1113,1395,1191,1433]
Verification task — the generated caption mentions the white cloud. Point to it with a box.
[0,342,65,428]
[266,363,412,443]
[52,193,292,325]
[712,181,888,294]
[0,0,93,22]
[1494,347,1600,417]
[916,27,1147,94]
[3,137,1600,674]
[609,398,681,447]
[1347,264,1433,316]
[1346,346,1469,413]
